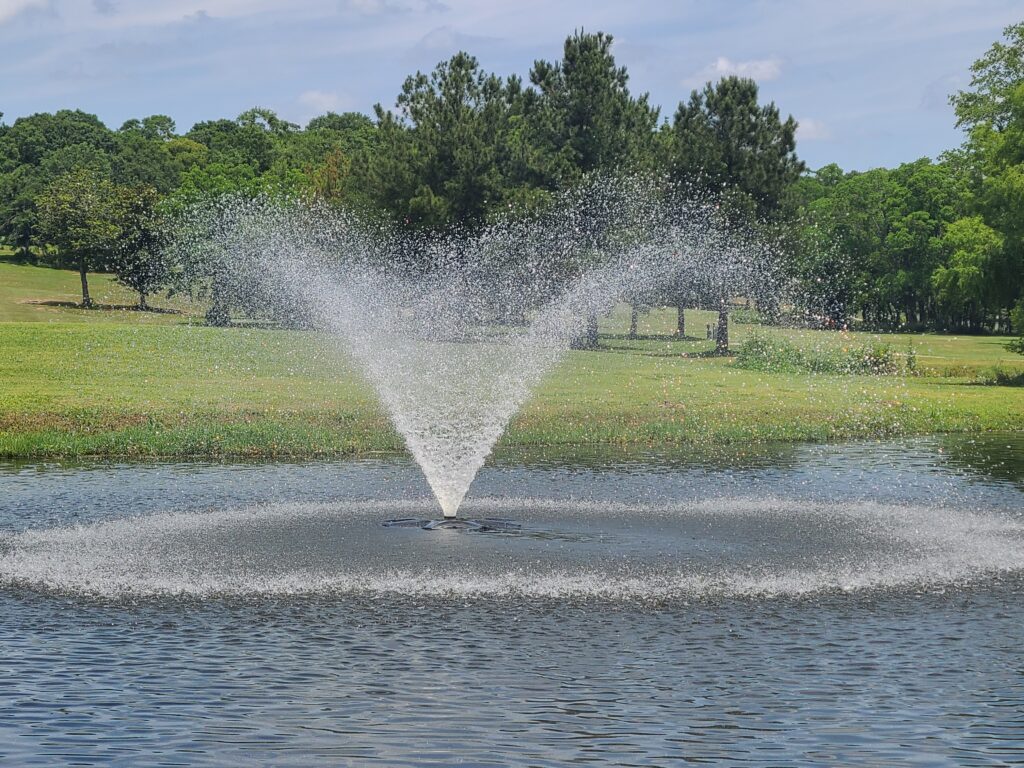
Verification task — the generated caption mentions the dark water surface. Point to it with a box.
[2,435,1024,766]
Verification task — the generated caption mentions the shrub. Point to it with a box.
[904,341,917,374]
[734,332,904,375]
[853,343,900,375]
[939,364,974,378]
[974,366,1024,386]
[732,333,805,372]
[731,307,763,325]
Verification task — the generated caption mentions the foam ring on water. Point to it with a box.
[1,497,1022,601]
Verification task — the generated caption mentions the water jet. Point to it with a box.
[173,177,769,519]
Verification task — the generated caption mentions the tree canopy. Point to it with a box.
[668,76,802,220]
[1,24,1023,341]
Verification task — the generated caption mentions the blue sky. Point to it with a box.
[0,0,1020,170]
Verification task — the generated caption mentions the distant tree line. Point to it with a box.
[1,25,1023,345]
[785,21,1024,336]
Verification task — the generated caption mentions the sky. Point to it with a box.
[0,0,1020,171]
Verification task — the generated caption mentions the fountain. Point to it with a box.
[4,179,1024,768]
[4,440,1024,765]
[177,177,769,522]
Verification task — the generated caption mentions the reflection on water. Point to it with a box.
[1,435,1023,765]
[935,432,1024,487]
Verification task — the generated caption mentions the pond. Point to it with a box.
[2,435,1023,765]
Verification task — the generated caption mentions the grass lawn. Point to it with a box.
[1,262,1023,458]
[0,261,199,324]
[599,304,1024,375]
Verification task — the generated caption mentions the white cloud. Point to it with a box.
[87,0,324,31]
[1,0,1020,171]
[0,0,48,23]
[347,0,397,14]
[345,0,448,15]
[92,0,117,16]
[797,118,830,141]
[298,89,350,113]
[417,24,460,51]
[403,25,499,64]
[685,56,782,86]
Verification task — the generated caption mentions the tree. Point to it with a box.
[165,161,292,326]
[112,125,181,193]
[668,77,802,218]
[369,52,516,229]
[170,162,260,208]
[1010,298,1024,352]
[119,114,177,141]
[306,147,352,205]
[0,110,114,167]
[270,112,377,203]
[789,158,972,331]
[931,216,1003,330]
[186,113,277,173]
[40,142,111,180]
[166,137,209,175]
[237,107,298,136]
[255,112,381,210]
[783,164,856,326]
[0,165,42,258]
[527,31,660,348]
[0,110,115,260]
[307,111,375,142]
[527,30,659,184]
[35,168,121,307]
[951,21,1024,131]
[666,76,802,346]
[954,24,1024,331]
[971,85,1024,327]
[109,185,170,310]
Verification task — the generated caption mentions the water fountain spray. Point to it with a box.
[172,176,773,521]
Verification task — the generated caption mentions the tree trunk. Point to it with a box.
[676,305,685,338]
[138,291,148,311]
[715,304,729,354]
[628,306,639,339]
[588,313,599,347]
[205,282,231,327]
[571,313,600,349]
[79,257,92,309]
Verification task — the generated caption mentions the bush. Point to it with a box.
[733,333,804,372]
[854,343,900,374]
[938,364,974,378]
[904,341,917,374]
[974,366,1024,386]
[731,307,763,325]
[734,332,904,375]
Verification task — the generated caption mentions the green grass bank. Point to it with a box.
[1,262,1023,459]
